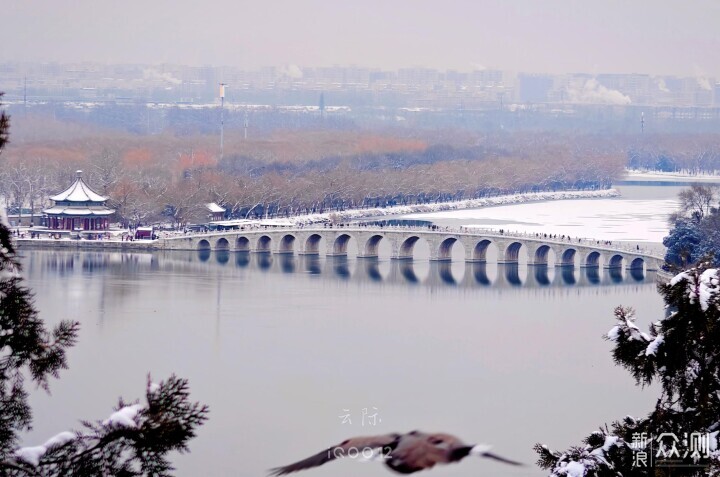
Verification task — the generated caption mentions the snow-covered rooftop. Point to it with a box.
[50,170,108,203]
[206,202,226,213]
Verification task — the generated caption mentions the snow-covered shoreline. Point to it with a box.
[261,189,620,226]
[624,169,720,182]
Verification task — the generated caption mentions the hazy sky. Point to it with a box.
[2,0,719,76]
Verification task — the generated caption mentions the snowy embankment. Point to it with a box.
[261,189,620,226]
[624,169,720,182]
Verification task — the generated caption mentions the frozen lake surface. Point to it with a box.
[402,185,680,245]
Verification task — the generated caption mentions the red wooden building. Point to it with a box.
[43,170,115,231]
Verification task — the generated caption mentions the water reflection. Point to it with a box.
[255,252,272,270]
[216,250,229,265]
[585,266,601,285]
[302,255,322,275]
[24,250,656,292]
[235,251,250,268]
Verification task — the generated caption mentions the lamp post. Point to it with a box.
[219,83,227,159]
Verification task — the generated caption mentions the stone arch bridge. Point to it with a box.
[160,227,663,271]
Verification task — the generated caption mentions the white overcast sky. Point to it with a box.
[2,0,719,76]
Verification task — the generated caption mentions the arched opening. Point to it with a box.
[472,239,493,261]
[197,239,211,251]
[216,238,229,251]
[304,234,323,255]
[585,251,601,268]
[607,254,624,269]
[629,257,645,271]
[437,237,457,261]
[278,234,295,254]
[398,236,420,259]
[361,235,384,258]
[533,245,552,266]
[332,234,357,256]
[256,235,272,253]
[502,242,524,263]
[236,236,250,252]
[558,248,577,267]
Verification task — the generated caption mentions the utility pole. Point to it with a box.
[219,83,227,159]
[23,76,27,115]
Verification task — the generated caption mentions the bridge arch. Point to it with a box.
[332,233,354,256]
[502,241,524,263]
[437,237,462,261]
[557,248,577,267]
[304,234,323,255]
[472,239,493,261]
[278,234,296,254]
[362,234,384,258]
[584,251,601,268]
[236,236,250,252]
[215,238,230,251]
[256,235,272,253]
[197,239,211,251]
[607,254,624,269]
[398,236,422,259]
[629,257,645,271]
[533,244,552,265]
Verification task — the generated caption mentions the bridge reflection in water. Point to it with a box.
[201,250,653,289]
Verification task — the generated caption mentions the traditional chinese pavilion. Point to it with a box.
[43,170,115,231]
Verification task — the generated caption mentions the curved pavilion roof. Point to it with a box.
[42,205,116,216]
[50,170,108,203]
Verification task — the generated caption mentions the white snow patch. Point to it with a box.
[103,404,143,428]
[646,335,664,356]
[43,431,76,450]
[255,190,620,227]
[15,446,46,466]
[607,326,621,341]
[564,461,586,477]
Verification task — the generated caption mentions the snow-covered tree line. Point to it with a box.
[0,95,208,475]
[664,185,720,268]
[0,128,624,227]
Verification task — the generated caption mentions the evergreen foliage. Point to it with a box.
[664,185,720,267]
[0,94,208,475]
[536,263,720,476]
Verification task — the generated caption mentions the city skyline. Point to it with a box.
[2,0,720,78]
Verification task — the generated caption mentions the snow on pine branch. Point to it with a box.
[670,267,719,312]
[606,307,651,344]
[10,375,208,474]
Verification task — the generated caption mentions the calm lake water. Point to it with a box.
[19,183,680,477]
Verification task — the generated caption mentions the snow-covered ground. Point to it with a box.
[624,169,720,182]
[252,189,620,227]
